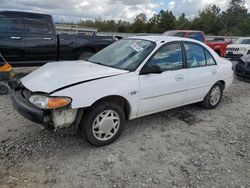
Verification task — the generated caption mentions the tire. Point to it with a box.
[80,101,125,147]
[0,84,9,95]
[201,82,223,109]
[77,51,95,60]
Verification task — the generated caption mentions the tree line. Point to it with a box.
[77,0,250,36]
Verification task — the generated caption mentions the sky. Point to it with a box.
[0,0,249,22]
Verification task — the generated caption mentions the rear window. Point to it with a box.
[0,18,24,33]
[187,32,204,42]
[163,31,185,37]
[25,19,54,35]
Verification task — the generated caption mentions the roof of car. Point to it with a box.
[128,35,201,43]
[165,30,203,33]
[0,11,52,19]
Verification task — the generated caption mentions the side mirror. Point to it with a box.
[140,64,162,75]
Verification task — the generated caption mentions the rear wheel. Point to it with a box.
[80,101,125,147]
[201,82,223,109]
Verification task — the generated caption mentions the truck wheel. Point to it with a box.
[80,101,125,147]
[201,82,223,109]
[77,51,95,60]
[0,84,9,95]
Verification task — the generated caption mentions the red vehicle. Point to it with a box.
[163,30,228,57]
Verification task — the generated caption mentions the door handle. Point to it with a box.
[175,74,184,81]
[43,37,53,40]
[211,69,217,75]
[10,36,22,40]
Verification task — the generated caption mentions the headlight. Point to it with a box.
[239,47,247,51]
[29,95,71,109]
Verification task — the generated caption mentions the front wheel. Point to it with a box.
[80,101,125,147]
[201,83,223,109]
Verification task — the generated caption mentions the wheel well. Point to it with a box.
[217,80,225,90]
[91,95,131,120]
[77,47,96,59]
[214,49,221,56]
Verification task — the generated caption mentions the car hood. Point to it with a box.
[21,61,128,93]
[228,44,250,48]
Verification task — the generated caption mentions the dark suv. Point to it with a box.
[0,11,117,66]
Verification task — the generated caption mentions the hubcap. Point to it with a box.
[92,110,120,141]
[209,86,221,106]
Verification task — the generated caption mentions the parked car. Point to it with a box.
[0,11,117,66]
[225,37,250,60]
[10,36,234,146]
[234,54,250,81]
[163,30,228,57]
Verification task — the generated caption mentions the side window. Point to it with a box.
[148,42,183,71]
[187,32,204,42]
[0,18,24,33]
[205,50,216,65]
[184,43,206,68]
[25,19,53,35]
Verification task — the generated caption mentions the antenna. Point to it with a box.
[0,53,8,64]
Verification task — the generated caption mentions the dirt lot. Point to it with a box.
[0,68,249,188]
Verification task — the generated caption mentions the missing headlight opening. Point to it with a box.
[52,109,78,130]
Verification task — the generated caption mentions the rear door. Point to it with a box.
[184,42,219,103]
[24,18,57,63]
[0,17,25,64]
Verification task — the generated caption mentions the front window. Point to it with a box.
[88,39,155,71]
[234,38,250,44]
[147,42,183,71]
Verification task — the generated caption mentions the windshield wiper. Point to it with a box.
[88,60,129,71]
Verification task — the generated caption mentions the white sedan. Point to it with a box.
[10,36,234,146]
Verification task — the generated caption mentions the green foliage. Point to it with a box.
[77,0,250,36]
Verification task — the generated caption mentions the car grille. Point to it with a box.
[227,48,239,52]
[22,87,32,101]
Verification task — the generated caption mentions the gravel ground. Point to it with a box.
[0,67,249,188]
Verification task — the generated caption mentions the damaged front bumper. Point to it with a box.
[11,89,46,124]
[10,88,81,130]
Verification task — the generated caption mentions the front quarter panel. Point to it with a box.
[51,72,139,119]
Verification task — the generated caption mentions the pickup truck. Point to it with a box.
[0,11,117,66]
[163,30,228,57]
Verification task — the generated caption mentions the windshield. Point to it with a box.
[234,38,250,44]
[88,39,155,71]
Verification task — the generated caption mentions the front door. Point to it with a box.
[138,42,188,116]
